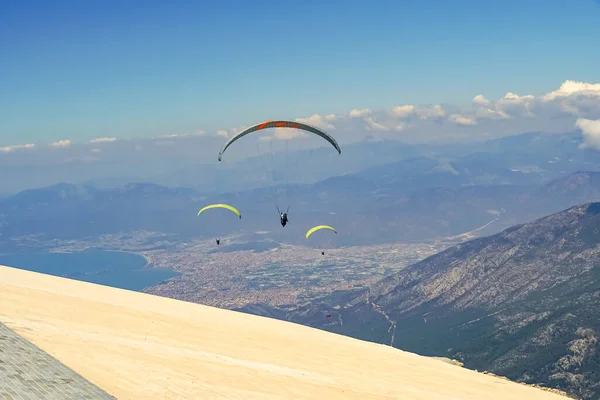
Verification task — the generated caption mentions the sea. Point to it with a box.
[0,250,178,292]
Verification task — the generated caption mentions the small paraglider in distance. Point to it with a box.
[197,203,242,247]
[326,314,331,319]
[305,225,337,255]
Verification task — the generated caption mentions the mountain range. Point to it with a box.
[239,202,600,399]
[2,130,599,195]
[3,167,600,248]
[4,130,600,398]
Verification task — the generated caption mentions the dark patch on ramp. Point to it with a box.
[0,322,115,399]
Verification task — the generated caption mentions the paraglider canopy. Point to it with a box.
[218,120,341,162]
[197,203,242,218]
[216,120,341,223]
[306,225,337,255]
[197,203,242,247]
[305,225,337,239]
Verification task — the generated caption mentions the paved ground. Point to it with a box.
[0,322,115,400]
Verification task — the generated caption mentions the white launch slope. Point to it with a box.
[0,265,568,399]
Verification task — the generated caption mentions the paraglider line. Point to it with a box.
[255,141,279,209]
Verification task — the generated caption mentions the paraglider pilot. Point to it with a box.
[216,239,220,245]
[277,207,289,227]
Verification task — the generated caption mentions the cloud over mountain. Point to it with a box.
[49,140,71,148]
[2,80,599,165]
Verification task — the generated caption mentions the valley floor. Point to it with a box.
[31,230,453,309]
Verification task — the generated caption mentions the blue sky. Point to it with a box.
[1,0,600,145]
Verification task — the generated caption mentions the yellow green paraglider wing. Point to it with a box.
[197,204,241,218]
[305,225,337,239]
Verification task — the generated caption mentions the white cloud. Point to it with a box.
[463,92,537,122]
[274,128,306,140]
[349,108,371,118]
[49,139,71,148]
[495,92,535,117]
[365,117,389,131]
[216,130,229,138]
[329,80,597,141]
[465,80,600,123]
[391,105,416,118]
[391,104,445,120]
[449,114,477,126]
[295,114,335,130]
[542,80,600,101]
[475,106,510,120]
[473,95,490,106]
[158,130,206,139]
[89,137,117,143]
[576,118,600,150]
[538,80,600,118]
[0,143,35,153]
[416,104,445,120]
[8,79,600,160]
[501,92,535,102]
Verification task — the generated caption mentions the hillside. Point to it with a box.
[4,170,600,249]
[266,203,600,399]
[0,265,570,399]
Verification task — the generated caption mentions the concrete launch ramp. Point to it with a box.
[0,265,569,399]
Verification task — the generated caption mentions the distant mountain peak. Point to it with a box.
[116,182,199,196]
[541,170,600,197]
[11,182,99,202]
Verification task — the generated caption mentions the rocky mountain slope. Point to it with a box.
[240,203,600,399]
